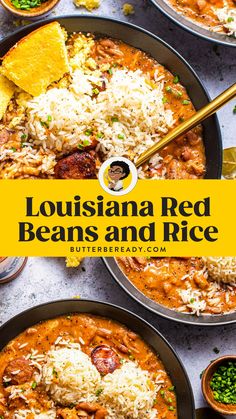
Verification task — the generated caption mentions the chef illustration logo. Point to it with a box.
[98,157,138,195]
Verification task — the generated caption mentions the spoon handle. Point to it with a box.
[136,83,236,168]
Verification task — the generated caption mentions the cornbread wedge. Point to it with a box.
[0,75,15,120]
[1,22,69,97]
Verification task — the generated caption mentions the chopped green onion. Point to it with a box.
[31,381,37,389]
[96,388,103,397]
[83,139,90,146]
[210,361,236,404]
[165,86,172,92]
[227,17,234,22]
[85,129,92,136]
[47,115,52,122]
[11,147,17,152]
[173,75,180,84]
[118,134,124,139]
[162,97,168,104]
[97,132,103,138]
[169,406,175,411]
[182,99,190,105]
[111,117,119,123]
[108,68,113,75]
[93,88,99,95]
[11,0,47,10]
[21,133,27,140]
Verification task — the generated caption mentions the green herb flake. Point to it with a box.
[77,144,84,149]
[233,105,236,115]
[108,68,113,75]
[11,147,17,152]
[168,406,175,411]
[31,381,37,389]
[21,133,27,140]
[162,97,168,104]
[169,386,175,391]
[118,134,125,139]
[190,298,195,303]
[83,139,90,146]
[97,132,103,138]
[85,129,92,136]
[182,99,190,105]
[111,117,119,123]
[96,388,103,397]
[93,88,100,95]
[165,86,172,93]
[173,75,180,84]
[47,115,52,122]
[227,17,234,22]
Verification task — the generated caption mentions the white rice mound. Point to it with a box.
[215,7,236,37]
[26,68,174,162]
[99,362,157,419]
[41,346,101,405]
[203,257,236,285]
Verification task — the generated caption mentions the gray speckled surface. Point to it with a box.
[0,0,236,416]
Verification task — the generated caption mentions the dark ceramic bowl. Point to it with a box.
[103,258,236,326]
[149,0,236,47]
[0,15,222,178]
[0,299,195,419]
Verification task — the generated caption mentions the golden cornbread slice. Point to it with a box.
[1,22,69,97]
[0,74,15,120]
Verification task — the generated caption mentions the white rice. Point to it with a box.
[215,7,236,37]
[203,257,236,285]
[26,68,174,163]
[179,288,207,316]
[99,362,157,419]
[41,346,101,405]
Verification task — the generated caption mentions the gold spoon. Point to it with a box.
[135,83,236,168]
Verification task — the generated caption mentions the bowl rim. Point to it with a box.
[201,355,236,415]
[0,298,196,418]
[103,257,236,326]
[0,14,222,179]
[0,0,60,18]
[149,0,236,47]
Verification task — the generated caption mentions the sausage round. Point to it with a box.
[91,345,120,375]
[54,151,97,179]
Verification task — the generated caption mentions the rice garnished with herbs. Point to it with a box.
[42,345,101,405]
[99,362,158,419]
[0,33,174,179]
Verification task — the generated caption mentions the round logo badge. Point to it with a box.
[98,157,138,196]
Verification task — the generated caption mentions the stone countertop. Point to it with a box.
[0,0,236,416]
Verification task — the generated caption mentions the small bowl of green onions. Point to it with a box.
[202,356,236,415]
[0,0,60,19]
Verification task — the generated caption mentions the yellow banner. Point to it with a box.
[0,179,235,257]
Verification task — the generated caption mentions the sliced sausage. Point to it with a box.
[3,357,34,385]
[54,151,97,179]
[91,345,120,375]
